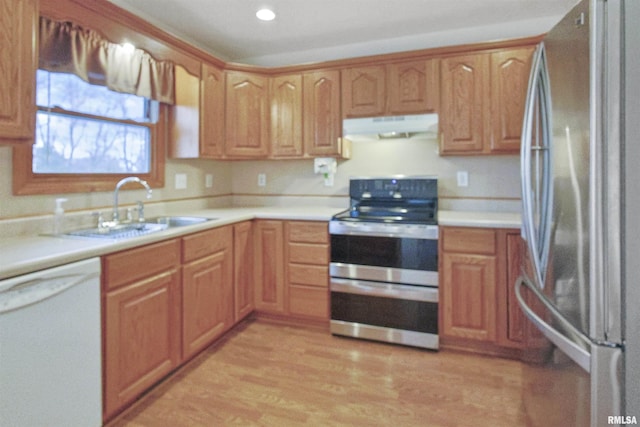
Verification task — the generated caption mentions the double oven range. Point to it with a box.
[329,176,439,350]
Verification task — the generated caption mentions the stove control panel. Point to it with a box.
[349,177,437,200]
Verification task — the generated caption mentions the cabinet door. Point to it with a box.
[270,74,303,157]
[182,248,233,360]
[253,220,285,313]
[200,62,225,158]
[303,70,342,156]
[341,65,386,118]
[388,59,439,115]
[170,65,200,158]
[0,0,36,142]
[439,53,488,154]
[497,231,527,347]
[103,269,181,419]
[225,71,269,157]
[441,252,497,342]
[234,221,254,322]
[489,48,533,153]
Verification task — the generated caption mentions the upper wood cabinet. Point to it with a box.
[225,71,270,158]
[489,48,534,152]
[303,70,343,157]
[200,62,225,158]
[270,74,303,158]
[342,65,386,117]
[170,65,201,158]
[439,54,489,154]
[341,59,439,118]
[0,0,37,143]
[439,47,534,155]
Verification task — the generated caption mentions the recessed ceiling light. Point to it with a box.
[256,8,276,21]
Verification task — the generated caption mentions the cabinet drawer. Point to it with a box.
[442,227,496,255]
[287,221,328,244]
[288,285,329,319]
[288,263,328,287]
[103,239,180,291]
[288,242,329,265]
[182,226,232,263]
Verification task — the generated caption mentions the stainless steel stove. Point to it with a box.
[329,176,439,350]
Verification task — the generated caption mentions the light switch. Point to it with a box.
[205,174,213,188]
[258,173,266,187]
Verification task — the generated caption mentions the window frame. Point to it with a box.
[13,102,167,195]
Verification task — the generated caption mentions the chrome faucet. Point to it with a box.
[113,177,152,223]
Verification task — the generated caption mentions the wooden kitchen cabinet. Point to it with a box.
[102,239,182,420]
[439,47,534,155]
[270,74,303,158]
[0,0,37,142]
[341,60,438,118]
[199,62,226,158]
[285,221,330,320]
[387,59,439,115]
[342,65,387,117]
[440,227,497,342]
[303,70,344,157]
[253,220,285,313]
[489,48,534,152]
[170,65,201,158]
[181,226,233,360]
[439,53,488,154]
[233,221,254,322]
[225,71,270,158]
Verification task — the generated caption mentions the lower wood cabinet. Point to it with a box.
[254,219,329,321]
[102,239,182,420]
[285,221,329,320]
[181,226,233,360]
[440,226,547,359]
[233,221,254,322]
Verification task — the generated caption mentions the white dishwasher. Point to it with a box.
[0,258,102,427]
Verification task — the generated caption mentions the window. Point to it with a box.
[34,70,155,174]
[12,16,174,196]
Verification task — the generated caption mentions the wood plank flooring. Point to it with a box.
[108,318,528,427]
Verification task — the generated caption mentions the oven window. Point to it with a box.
[331,291,438,334]
[331,235,437,271]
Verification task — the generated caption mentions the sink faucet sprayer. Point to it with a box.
[113,177,152,223]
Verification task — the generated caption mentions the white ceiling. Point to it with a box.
[108,0,578,67]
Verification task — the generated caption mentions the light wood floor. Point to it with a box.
[108,318,528,427]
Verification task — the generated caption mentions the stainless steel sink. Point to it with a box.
[65,222,169,240]
[64,216,215,240]
[145,216,215,227]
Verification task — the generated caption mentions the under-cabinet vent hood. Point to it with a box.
[342,113,438,139]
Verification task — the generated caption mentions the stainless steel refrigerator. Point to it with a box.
[518,0,639,425]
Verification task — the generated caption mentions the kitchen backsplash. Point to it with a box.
[0,136,521,235]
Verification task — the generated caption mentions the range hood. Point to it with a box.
[342,113,438,139]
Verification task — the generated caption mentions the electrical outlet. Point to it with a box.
[456,171,469,187]
[258,173,266,187]
[205,174,213,188]
[175,173,187,189]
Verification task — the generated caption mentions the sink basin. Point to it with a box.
[64,216,215,240]
[65,222,169,240]
[145,216,215,227]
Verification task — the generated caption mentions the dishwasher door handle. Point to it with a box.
[0,272,99,314]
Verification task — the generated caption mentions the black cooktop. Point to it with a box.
[332,177,438,225]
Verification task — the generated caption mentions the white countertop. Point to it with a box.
[0,206,520,280]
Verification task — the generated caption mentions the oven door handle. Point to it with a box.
[331,277,438,303]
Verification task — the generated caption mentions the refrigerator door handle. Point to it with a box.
[515,276,591,372]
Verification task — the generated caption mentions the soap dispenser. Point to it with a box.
[53,198,68,235]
